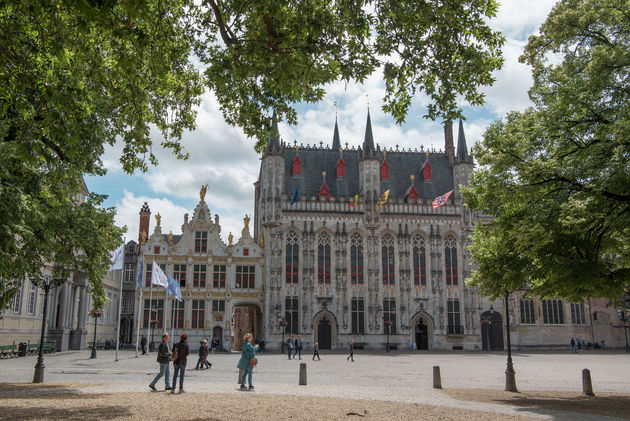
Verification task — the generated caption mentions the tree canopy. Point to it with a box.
[1,0,504,308]
[463,0,630,302]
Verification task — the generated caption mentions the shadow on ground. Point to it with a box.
[443,388,630,420]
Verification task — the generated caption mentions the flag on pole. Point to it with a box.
[375,189,390,212]
[167,274,182,302]
[290,187,300,205]
[348,187,362,207]
[151,260,169,288]
[108,244,125,271]
[136,257,144,289]
[432,190,453,209]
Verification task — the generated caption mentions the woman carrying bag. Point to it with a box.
[237,332,259,391]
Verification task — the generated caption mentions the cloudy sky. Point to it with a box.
[85,0,556,246]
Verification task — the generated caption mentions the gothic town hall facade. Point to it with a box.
[254,113,487,351]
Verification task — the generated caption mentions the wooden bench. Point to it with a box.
[27,343,40,355]
[26,342,56,355]
[0,345,17,358]
[42,342,56,353]
[87,341,106,350]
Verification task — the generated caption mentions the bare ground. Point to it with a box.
[0,383,536,421]
[442,388,630,420]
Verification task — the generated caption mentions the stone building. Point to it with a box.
[138,197,263,352]
[252,113,628,351]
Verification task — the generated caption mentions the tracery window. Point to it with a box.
[382,234,395,285]
[285,231,299,284]
[412,235,426,286]
[350,233,364,284]
[317,231,331,284]
[444,235,458,286]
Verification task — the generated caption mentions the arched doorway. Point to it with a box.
[231,303,262,350]
[318,317,332,349]
[415,319,429,350]
[212,326,223,349]
[481,311,504,351]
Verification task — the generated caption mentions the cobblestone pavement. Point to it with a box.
[2,349,629,420]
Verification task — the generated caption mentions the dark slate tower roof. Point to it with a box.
[457,119,469,161]
[362,110,376,157]
[332,118,341,150]
[265,111,282,155]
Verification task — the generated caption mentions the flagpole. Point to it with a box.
[135,253,144,358]
[114,237,126,362]
[146,260,154,353]
[171,298,175,347]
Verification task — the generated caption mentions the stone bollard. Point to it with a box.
[299,363,307,385]
[433,365,442,389]
[582,369,594,396]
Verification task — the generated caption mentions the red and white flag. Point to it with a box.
[432,190,453,209]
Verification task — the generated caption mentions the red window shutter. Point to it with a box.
[380,160,389,179]
[292,156,302,175]
[336,159,345,178]
[154,246,160,254]
[423,161,432,180]
[243,248,249,256]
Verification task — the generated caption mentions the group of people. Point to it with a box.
[149,332,190,394]
[285,335,304,359]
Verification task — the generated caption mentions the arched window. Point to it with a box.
[317,231,331,284]
[380,160,389,179]
[292,155,302,175]
[285,231,299,284]
[423,161,432,181]
[444,234,457,285]
[350,233,364,284]
[412,235,426,286]
[336,159,345,178]
[381,234,395,285]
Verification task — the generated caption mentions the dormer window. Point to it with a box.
[423,161,432,181]
[407,186,419,204]
[318,183,330,201]
[292,155,302,175]
[336,159,345,178]
[380,160,389,179]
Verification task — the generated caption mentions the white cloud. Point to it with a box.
[492,0,557,41]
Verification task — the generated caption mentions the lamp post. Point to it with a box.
[33,277,64,383]
[482,305,494,352]
[618,309,630,352]
[384,319,392,353]
[279,318,287,354]
[89,309,103,359]
[504,292,517,392]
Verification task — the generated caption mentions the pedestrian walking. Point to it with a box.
[211,337,219,354]
[286,335,294,359]
[171,333,190,394]
[149,333,172,391]
[570,337,577,353]
[195,340,211,370]
[347,339,355,361]
[140,335,148,355]
[312,342,320,361]
[237,332,259,391]
[292,336,303,359]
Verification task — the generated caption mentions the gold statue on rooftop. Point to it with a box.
[200,184,208,202]
[155,213,161,227]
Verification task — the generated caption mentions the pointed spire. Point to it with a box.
[363,110,375,156]
[265,110,280,153]
[444,121,455,163]
[457,119,469,161]
[332,117,341,150]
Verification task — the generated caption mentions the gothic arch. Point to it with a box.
[312,309,338,349]
[409,310,435,351]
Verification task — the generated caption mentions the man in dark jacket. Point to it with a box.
[347,339,354,362]
[292,336,303,359]
[149,333,172,391]
[171,333,190,394]
[140,335,148,355]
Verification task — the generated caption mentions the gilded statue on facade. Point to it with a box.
[168,231,173,246]
[228,232,233,246]
[259,233,264,248]
[243,214,250,231]
[200,184,208,202]
[155,212,161,227]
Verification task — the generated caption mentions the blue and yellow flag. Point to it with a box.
[290,187,300,205]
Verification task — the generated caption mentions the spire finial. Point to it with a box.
[383,150,387,158]
[334,100,338,118]
[366,94,369,111]
[322,171,326,179]
[410,174,415,181]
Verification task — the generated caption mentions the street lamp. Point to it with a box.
[384,319,392,353]
[279,318,287,354]
[33,277,65,383]
[618,309,630,352]
[504,292,517,392]
[89,308,103,359]
[482,305,494,352]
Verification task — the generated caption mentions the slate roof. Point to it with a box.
[284,147,454,201]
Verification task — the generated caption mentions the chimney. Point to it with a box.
[139,202,151,244]
[444,122,454,163]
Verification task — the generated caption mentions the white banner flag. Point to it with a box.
[151,260,169,289]
[108,244,125,271]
